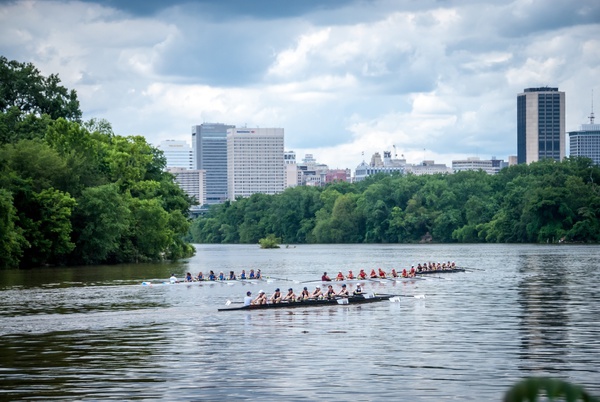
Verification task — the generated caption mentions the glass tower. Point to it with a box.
[517,87,565,164]
[192,123,235,205]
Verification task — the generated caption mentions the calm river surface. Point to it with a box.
[0,244,599,401]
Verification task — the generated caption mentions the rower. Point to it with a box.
[299,287,310,300]
[370,269,378,278]
[185,272,193,282]
[197,272,204,281]
[254,290,267,305]
[347,270,355,279]
[335,271,344,281]
[256,269,262,279]
[353,283,363,295]
[283,288,296,301]
[322,272,332,281]
[270,288,282,303]
[228,271,236,280]
[410,266,416,277]
[378,268,387,278]
[240,270,247,279]
[249,269,256,279]
[337,284,349,297]
[390,269,398,278]
[208,270,216,281]
[169,273,178,284]
[401,268,408,278]
[218,271,225,280]
[325,284,336,299]
[311,286,323,299]
[244,291,253,306]
[358,269,367,279]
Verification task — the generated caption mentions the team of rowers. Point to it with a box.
[321,261,458,281]
[171,269,262,283]
[244,283,365,306]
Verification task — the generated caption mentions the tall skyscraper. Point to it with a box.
[517,87,565,164]
[227,128,285,200]
[192,123,235,205]
[157,140,194,169]
[569,104,600,165]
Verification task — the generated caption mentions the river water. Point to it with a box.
[0,244,598,401]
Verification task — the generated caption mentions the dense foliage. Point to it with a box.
[0,57,194,268]
[190,159,600,245]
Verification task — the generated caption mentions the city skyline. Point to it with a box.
[1,0,598,169]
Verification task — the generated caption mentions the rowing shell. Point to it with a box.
[218,293,399,311]
[415,268,465,275]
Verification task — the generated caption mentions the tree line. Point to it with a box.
[0,56,194,268]
[190,158,600,245]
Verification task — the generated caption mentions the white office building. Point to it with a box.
[452,157,508,174]
[569,108,600,166]
[167,167,206,206]
[157,140,194,169]
[227,128,285,200]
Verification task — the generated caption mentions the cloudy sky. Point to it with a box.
[1,0,599,169]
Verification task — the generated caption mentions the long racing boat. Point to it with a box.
[415,268,466,275]
[218,293,398,312]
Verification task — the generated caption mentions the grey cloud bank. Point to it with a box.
[1,0,598,169]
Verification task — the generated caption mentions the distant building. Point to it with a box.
[284,150,299,188]
[569,108,600,165]
[354,151,406,182]
[192,123,235,205]
[297,153,328,186]
[227,127,285,200]
[508,155,518,166]
[167,167,206,206]
[157,140,194,169]
[405,160,452,175]
[325,169,351,184]
[452,157,508,174]
[517,87,565,164]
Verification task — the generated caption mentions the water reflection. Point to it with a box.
[517,251,571,373]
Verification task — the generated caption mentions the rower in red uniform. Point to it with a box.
[402,268,408,278]
[410,266,416,277]
[370,269,378,278]
[378,268,387,278]
[358,269,367,279]
[322,272,331,281]
[390,269,398,278]
[347,270,355,279]
[335,271,344,281]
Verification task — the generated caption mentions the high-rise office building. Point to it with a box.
[517,87,565,164]
[569,107,600,165]
[192,123,235,205]
[167,167,206,206]
[157,140,194,169]
[227,128,285,200]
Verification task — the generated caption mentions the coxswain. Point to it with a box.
[299,287,310,300]
[197,272,204,281]
[325,284,336,299]
[218,271,225,280]
[390,269,398,278]
[270,288,282,303]
[353,283,363,295]
[254,290,267,305]
[169,273,178,284]
[283,288,296,301]
[347,270,355,279]
[249,269,256,279]
[311,286,323,299]
[378,268,387,278]
[335,271,344,281]
[322,272,332,281]
[358,269,367,279]
[401,268,408,278]
[337,284,349,297]
[208,270,216,281]
[244,291,253,306]
[256,269,262,279]
[370,269,378,279]
[240,270,247,279]
[185,272,193,282]
[228,271,236,280]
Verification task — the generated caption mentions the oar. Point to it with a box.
[225,300,244,306]
[389,294,426,302]
[460,266,485,271]
[265,276,300,283]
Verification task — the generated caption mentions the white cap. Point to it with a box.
[259,290,265,294]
